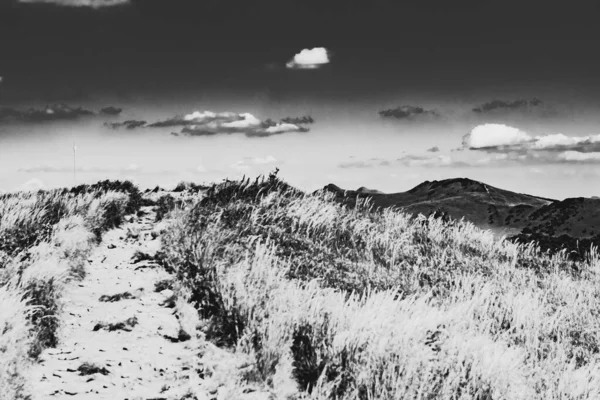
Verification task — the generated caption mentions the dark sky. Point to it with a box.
[2,0,600,198]
[2,0,600,104]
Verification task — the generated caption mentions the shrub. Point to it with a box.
[155,194,177,222]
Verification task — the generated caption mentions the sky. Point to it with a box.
[1,0,600,199]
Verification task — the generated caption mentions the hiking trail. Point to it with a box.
[29,206,201,400]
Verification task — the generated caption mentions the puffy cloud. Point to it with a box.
[286,47,330,69]
[464,123,600,153]
[104,120,147,130]
[378,105,440,120]
[100,106,123,116]
[463,123,600,164]
[221,113,261,129]
[0,104,94,123]
[149,111,246,128]
[427,146,440,152]
[18,0,130,7]
[110,110,312,137]
[462,124,533,149]
[151,110,310,138]
[472,98,544,113]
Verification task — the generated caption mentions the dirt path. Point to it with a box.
[30,206,201,400]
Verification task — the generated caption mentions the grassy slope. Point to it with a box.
[0,181,141,399]
[161,173,600,399]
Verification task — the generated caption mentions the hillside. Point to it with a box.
[324,178,557,236]
[324,178,600,243]
[4,174,600,400]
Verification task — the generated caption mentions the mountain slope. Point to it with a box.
[323,178,598,240]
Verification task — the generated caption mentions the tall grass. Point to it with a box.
[0,287,32,400]
[0,182,137,398]
[162,172,600,399]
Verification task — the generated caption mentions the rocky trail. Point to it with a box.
[29,206,202,400]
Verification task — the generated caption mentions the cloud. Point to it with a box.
[150,110,309,138]
[378,105,440,120]
[19,178,45,192]
[472,98,543,113]
[0,104,95,123]
[556,151,600,163]
[464,124,600,153]
[396,154,469,168]
[230,156,278,171]
[286,47,330,69]
[100,106,123,116]
[339,154,468,169]
[462,124,533,150]
[463,123,600,164]
[280,116,315,124]
[18,0,130,8]
[104,120,147,130]
[427,146,440,152]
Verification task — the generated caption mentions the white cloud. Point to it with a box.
[463,123,532,149]
[531,133,600,151]
[18,0,129,7]
[265,123,301,134]
[19,178,45,192]
[153,110,310,137]
[557,151,600,162]
[286,47,330,69]
[463,123,600,164]
[184,111,217,122]
[221,113,262,129]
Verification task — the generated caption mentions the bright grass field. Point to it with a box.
[161,172,600,400]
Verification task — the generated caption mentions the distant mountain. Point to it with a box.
[323,178,600,253]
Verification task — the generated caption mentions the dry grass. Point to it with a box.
[0,286,33,400]
[161,173,600,399]
[0,183,137,397]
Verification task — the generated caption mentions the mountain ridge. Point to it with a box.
[322,178,599,242]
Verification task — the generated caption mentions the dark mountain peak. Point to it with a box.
[356,186,384,194]
[408,177,489,195]
[323,183,344,193]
